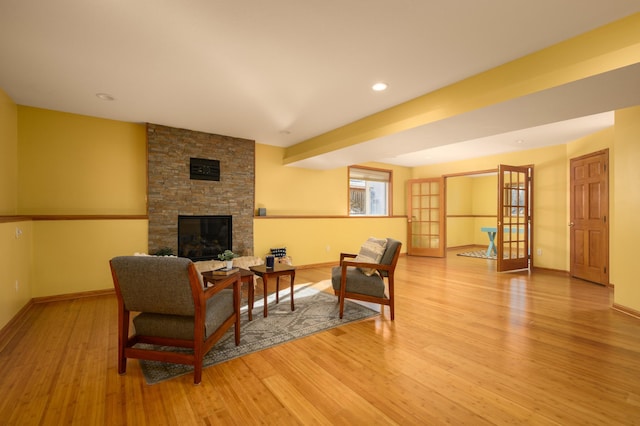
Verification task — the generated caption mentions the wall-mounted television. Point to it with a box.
[178,215,232,261]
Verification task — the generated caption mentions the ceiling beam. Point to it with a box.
[283,13,640,166]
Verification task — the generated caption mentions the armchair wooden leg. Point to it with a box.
[117,308,129,375]
[194,362,202,385]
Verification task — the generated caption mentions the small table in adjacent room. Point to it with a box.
[201,268,256,321]
[481,227,498,257]
[249,263,296,318]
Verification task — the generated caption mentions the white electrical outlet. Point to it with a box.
[537,248,542,256]
[326,245,331,252]
[15,227,23,239]
[15,280,19,292]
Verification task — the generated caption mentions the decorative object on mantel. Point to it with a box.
[218,249,239,269]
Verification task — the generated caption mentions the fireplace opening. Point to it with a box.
[178,215,232,261]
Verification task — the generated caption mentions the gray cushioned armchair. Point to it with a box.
[109,256,241,384]
[331,238,402,320]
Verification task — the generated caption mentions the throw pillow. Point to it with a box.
[270,247,287,258]
[354,237,387,276]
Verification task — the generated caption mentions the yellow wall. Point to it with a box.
[254,143,410,264]
[255,144,411,217]
[17,107,147,215]
[14,108,149,302]
[254,217,407,266]
[0,220,32,328]
[32,220,148,297]
[446,177,474,247]
[0,90,32,327]
[446,175,498,248]
[471,175,498,245]
[255,144,346,215]
[612,106,640,312]
[0,90,31,323]
[0,89,18,215]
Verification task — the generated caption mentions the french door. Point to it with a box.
[407,177,445,257]
[497,164,533,272]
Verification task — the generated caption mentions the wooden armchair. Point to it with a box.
[109,256,241,384]
[331,238,402,320]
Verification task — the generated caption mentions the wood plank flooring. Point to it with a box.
[1,251,640,425]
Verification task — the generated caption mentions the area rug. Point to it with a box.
[137,283,378,384]
[457,250,496,260]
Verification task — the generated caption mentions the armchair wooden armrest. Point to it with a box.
[339,252,357,264]
[199,271,242,298]
[189,266,241,348]
[340,258,394,274]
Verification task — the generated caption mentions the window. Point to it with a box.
[348,166,391,216]
[506,183,526,217]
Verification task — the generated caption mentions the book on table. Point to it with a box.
[212,267,239,276]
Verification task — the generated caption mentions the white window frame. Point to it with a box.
[348,166,392,216]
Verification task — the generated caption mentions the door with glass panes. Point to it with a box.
[407,177,445,257]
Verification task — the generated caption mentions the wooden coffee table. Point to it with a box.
[201,268,256,320]
[249,263,296,317]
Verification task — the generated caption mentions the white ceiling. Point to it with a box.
[1,1,639,169]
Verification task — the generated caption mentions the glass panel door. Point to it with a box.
[407,177,445,257]
[497,165,532,271]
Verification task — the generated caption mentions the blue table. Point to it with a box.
[481,226,526,257]
[481,227,498,257]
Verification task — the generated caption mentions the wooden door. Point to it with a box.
[570,150,609,285]
[497,165,533,272]
[407,177,445,257]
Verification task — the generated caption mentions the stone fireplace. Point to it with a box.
[147,123,255,256]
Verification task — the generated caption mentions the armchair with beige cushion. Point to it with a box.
[109,255,241,384]
[331,238,402,320]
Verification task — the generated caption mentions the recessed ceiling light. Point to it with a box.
[96,93,115,101]
[372,82,388,91]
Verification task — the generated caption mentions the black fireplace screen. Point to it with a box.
[178,215,232,261]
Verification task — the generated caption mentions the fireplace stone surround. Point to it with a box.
[147,123,255,257]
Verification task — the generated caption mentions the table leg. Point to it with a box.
[234,278,241,345]
[248,279,254,321]
[486,231,497,257]
[275,276,280,304]
[290,271,295,311]
[262,275,269,318]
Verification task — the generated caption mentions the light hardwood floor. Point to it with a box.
[1,251,640,425]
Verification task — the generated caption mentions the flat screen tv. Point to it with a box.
[178,215,232,261]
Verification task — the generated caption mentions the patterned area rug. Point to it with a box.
[138,283,378,384]
[457,250,497,260]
